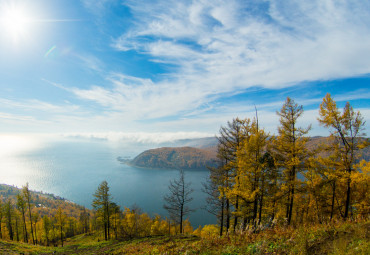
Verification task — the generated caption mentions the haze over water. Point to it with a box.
[0,134,215,227]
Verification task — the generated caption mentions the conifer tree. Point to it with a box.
[202,165,226,236]
[92,180,111,241]
[56,207,66,247]
[318,93,368,219]
[5,199,14,240]
[233,117,270,228]
[274,97,311,225]
[23,183,35,244]
[42,215,51,246]
[79,207,90,234]
[217,118,250,231]
[16,193,28,243]
[0,200,3,239]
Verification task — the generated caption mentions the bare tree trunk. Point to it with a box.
[330,180,336,221]
[344,177,351,220]
[220,198,224,236]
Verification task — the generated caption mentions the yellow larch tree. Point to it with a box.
[274,97,311,225]
[318,93,368,220]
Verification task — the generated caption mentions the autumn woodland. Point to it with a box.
[0,93,369,254]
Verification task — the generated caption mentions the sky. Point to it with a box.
[0,0,369,141]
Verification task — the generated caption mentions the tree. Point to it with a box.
[0,200,3,239]
[163,169,194,234]
[56,207,66,247]
[92,180,111,241]
[4,199,14,240]
[79,207,90,234]
[16,193,28,243]
[274,97,311,225]
[23,183,35,245]
[318,93,368,220]
[217,118,250,231]
[42,215,51,246]
[232,117,270,228]
[109,202,120,240]
[202,166,226,236]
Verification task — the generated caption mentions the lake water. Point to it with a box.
[0,135,216,227]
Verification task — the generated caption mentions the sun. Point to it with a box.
[0,3,33,43]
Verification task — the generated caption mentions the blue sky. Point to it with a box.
[0,0,369,141]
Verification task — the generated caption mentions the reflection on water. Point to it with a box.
[0,134,216,227]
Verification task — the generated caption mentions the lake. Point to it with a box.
[0,134,216,227]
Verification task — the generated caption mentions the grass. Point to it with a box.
[0,220,368,254]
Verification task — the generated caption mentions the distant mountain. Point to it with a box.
[124,136,369,170]
[172,137,218,149]
[129,146,218,170]
[305,136,370,161]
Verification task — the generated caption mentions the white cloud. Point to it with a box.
[104,0,370,120]
[62,131,214,144]
[4,1,369,135]
[0,98,80,114]
[0,112,35,122]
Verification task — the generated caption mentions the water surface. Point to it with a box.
[0,135,215,227]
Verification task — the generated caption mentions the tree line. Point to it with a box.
[0,183,86,246]
[91,175,195,241]
[204,93,369,235]
[0,180,196,245]
[0,93,368,245]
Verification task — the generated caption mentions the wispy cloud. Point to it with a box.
[100,0,370,121]
[62,131,214,144]
[0,98,80,114]
[6,1,367,134]
[0,112,35,122]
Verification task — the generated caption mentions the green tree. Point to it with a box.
[163,169,194,234]
[92,180,111,241]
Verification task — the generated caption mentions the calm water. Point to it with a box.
[0,135,216,227]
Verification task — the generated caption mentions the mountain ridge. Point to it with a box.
[128,146,218,170]
[123,136,370,170]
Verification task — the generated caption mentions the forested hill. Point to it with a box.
[0,184,86,218]
[126,136,370,170]
[306,136,370,161]
[129,146,218,170]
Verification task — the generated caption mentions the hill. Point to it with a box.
[129,146,218,170]
[0,184,86,218]
[125,136,369,170]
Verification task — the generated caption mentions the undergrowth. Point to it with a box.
[0,220,368,254]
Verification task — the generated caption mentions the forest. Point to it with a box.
[0,93,368,254]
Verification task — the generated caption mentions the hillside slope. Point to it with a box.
[0,184,86,218]
[126,136,369,170]
[130,146,218,170]
[0,220,368,254]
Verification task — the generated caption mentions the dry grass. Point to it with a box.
[0,220,368,254]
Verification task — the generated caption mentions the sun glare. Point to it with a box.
[0,135,42,157]
[0,3,33,43]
